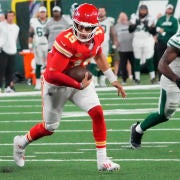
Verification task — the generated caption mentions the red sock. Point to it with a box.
[26,122,53,142]
[88,105,106,148]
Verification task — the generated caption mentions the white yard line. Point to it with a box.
[0,158,180,162]
[0,117,179,123]
[0,142,180,146]
[0,128,180,134]
[1,108,180,117]
[0,85,160,97]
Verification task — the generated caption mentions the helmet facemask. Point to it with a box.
[73,19,98,42]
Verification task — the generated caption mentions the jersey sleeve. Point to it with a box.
[167,33,180,49]
[95,26,105,55]
[53,30,75,58]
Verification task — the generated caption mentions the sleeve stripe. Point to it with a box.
[53,41,72,58]
[168,39,180,49]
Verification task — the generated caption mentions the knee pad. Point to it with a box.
[43,110,61,132]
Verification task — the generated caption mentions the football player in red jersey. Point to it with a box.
[13,3,126,171]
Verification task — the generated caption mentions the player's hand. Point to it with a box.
[143,20,148,26]
[176,78,180,89]
[135,19,140,25]
[80,72,92,89]
[111,81,127,98]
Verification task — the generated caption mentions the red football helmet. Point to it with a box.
[72,3,99,42]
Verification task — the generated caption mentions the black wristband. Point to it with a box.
[175,78,180,89]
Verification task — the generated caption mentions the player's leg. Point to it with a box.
[4,54,16,92]
[128,51,135,80]
[34,45,43,90]
[71,82,120,171]
[0,51,7,92]
[132,38,141,84]
[13,78,67,167]
[119,52,128,84]
[144,37,156,83]
[130,89,180,149]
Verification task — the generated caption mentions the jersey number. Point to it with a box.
[36,27,43,37]
[64,32,76,43]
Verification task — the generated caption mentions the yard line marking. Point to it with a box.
[0,158,180,162]
[0,102,157,108]
[0,96,159,102]
[79,145,168,151]
[0,142,180,146]
[0,155,36,158]
[1,117,179,123]
[0,85,160,97]
[0,128,180,134]
[0,97,158,102]
[1,108,180,117]
[34,152,84,154]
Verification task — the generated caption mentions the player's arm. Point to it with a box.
[28,26,34,50]
[110,25,119,48]
[44,50,83,89]
[128,14,139,33]
[94,53,126,97]
[158,46,180,87]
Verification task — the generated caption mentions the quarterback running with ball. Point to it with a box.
[13,3,126,171]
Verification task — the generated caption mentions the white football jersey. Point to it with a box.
[160,32,180,92]
[99,17,114,56]
[130,13,155,39]
[30,17,49,45]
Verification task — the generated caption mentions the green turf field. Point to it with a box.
[0,84,180,180]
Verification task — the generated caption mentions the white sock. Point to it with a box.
[135,124,144,134]
[21,135,30,149]
[149,71,155,79]
[135,71,140,80]
[96,147,107,164]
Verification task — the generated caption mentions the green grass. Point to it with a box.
[0,83,180,180]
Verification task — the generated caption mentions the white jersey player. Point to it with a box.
[88,7,118,87]
[129,4,156,84]
[29,6,49,89]
[130,31,180,149]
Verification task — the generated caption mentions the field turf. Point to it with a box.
[0,83,180,180]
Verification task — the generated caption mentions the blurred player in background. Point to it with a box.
[13,3,126,171]
[88,7,118,87]
[129,4,156,84]
[28,6,49,90]
[130,31,180,149]
[45,6,71,51]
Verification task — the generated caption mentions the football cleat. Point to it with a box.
[5,86,15,93]
[97,157,120,171]
[130,122,143,149]
[13,135,25,167]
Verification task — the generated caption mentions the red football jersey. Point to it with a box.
[44,26,104,88]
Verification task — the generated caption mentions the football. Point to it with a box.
[64,66,92,82]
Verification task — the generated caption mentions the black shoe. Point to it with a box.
[151,78,156,84]
[130,122,143,149]
[134,79,140,85]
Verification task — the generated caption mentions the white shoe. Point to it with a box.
[97,157,120,171]
[13,136,25,167]
[5,86,15,93]
[99,75,107,87]
[34,79,41,90]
